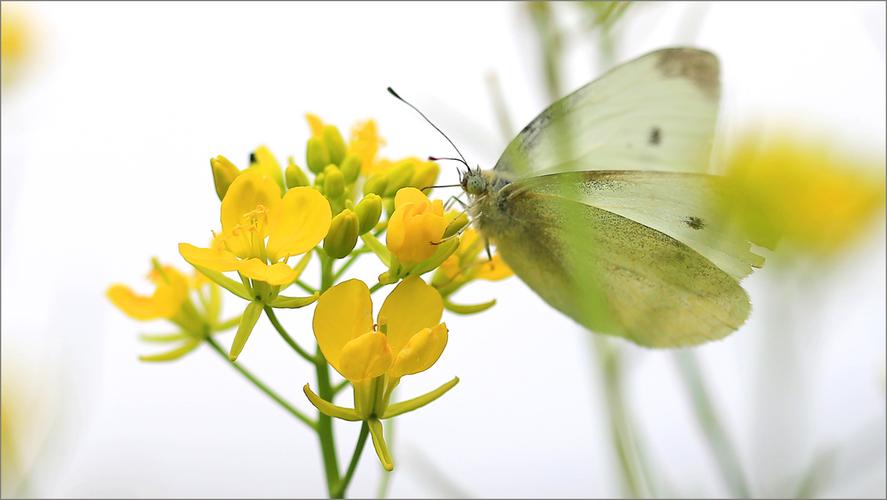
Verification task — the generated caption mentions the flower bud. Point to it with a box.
[323,125,346,165]
[340,154,362,184]
[410,160,440,190]
[285,157,310,188]
[210,155,240,200]
[323,165,346,199]
[354,194,382,235]
[324,209,360,259]
[306,137,330,174]
[383,161,416,197]
[363,172,388,196]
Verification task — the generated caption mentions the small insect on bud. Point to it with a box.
[340,154,362,184]
[285,157,310,189]
[364,172,388,196]
[323,165,345,199]
[324,209,360,259]
[306,137,330,174]
[354,194,383,235]
[323,125,346,166]
[210,155,240,200]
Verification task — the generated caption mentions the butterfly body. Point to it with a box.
[458,48,764,348]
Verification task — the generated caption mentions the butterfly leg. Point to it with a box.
[444,194,468,211]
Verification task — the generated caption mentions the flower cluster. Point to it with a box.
[107,114,512,483]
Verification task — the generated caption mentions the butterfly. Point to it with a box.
[395,48,765,348]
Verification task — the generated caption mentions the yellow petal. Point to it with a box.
[236,259,299,286]
[107,265,188,321]
[337,332,392,382]
[313,279,374,368]
[378,276,443,357]
[266,187,332,261]
[220,171,282,256]
[393,187,429,209]
[306,113,325,138]
[388,323,448,379]
[178,242,239,273]
[349,119,384,174]
[476,253,513,281]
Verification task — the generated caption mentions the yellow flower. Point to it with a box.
[436,228,513,285]
[107,260,236,362]
[306,276,458,471]
[349,119,385,175]
[722,134,886,257]
[107,263,188,321]
[386,188,448,265]
[179,170,331,287]
[312,277,447,384]
[1,4,31,86]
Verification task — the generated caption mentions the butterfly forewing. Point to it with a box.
[494,48,720,179]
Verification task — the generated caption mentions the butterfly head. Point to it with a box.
[461,168,488,196]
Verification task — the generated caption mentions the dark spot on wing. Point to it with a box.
[684,216,705,230]
[249,152,257,164]
[655,48,720,99]
[649,127,661,146]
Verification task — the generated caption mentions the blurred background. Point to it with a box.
[1,1,884,498]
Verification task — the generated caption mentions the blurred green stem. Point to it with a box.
[317,255,342,496]
[206,336,316,429]
[593,336,654,497]
[333,421,370,498]
[675,351,751,497]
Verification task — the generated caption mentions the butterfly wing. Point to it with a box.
[478,172,755,347]
[494,48,720,179]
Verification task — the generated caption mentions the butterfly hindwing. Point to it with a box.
[478,183,750,347]
[494,48,720,179]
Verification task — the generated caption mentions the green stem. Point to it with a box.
[205,337,316,430]
[333,421,370,498]
[369,282,385,294]
[675,350,751,497]
[264,307,316,364]
[317,255,341,496]
[295,279,317,295]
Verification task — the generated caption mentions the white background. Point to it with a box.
[1,1,885,498]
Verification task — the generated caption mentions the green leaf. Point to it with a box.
[229,301,263,361]
[139,339,201,362]
[303,384,361,421]
[360,232,391,267]
[444,298,497,315]
[268,292,319,309]
[382,376,459,419]
[189,263,253,301]
[368,418,394,471]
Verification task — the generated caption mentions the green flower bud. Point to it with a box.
[383,161,416,197]
[323,165,345,199]
[285,157,310,188]
[363,172,388,196]
[443,211,469,238]
[354,194,383,235]
[323,209,360,259]
[210,155,240,200]
[410,161,440,190]
[323,125,346,165]
[306,137,330,174]
[340,154,362,184]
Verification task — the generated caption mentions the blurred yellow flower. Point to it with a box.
[386,188,448,265]
[349,119,385,174]
[312,276,447,384]
[179,171,331,287]
[107,260,236,362]
[107,263,189,321]
[723,134,886,256]
[0,5,31,85]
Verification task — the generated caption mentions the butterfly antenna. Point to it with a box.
[387,87,471,172]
